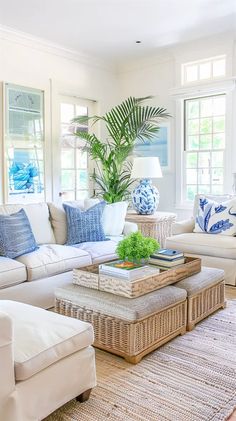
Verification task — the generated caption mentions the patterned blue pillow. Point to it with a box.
[0,209,38,259]
[63,201,107,244]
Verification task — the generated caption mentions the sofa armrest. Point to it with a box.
[172,218,195,235]
[123,221,138,236]
[0,311,15,402]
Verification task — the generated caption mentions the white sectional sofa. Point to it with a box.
[0,201,137,309]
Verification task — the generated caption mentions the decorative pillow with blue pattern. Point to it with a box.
[0,208,38,258]
[63,201,108,244]
[194,196,236,235]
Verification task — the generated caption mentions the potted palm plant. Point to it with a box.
[73,96,169,203]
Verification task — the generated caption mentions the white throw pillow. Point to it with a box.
[194,195,236,236]
[84,199,128,236]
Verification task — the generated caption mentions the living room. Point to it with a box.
[0,1,235,420]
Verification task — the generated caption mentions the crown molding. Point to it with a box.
[0,24,116,72]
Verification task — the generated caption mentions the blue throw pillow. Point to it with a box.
[63,201,108,244]
[0,208,38,259]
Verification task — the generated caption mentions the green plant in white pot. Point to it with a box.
[73,96,169,203]
[116,231,160,264]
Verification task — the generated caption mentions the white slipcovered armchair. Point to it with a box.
[0,301,96,421]
[166,194,236,286]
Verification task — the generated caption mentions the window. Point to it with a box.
[4,84,44,203]
[182,56,226,85]
[60,101,90,201]
[184,94,226,201]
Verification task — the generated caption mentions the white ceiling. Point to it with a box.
[0,0,236,64]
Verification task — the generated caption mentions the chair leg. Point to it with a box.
[76,388,92,403]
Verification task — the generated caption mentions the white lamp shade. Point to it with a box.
[131,157,163,179]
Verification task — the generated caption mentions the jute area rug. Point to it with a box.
[45,301,236,421]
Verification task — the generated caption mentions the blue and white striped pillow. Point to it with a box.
[63,201,107,244]
[0,208,38,259]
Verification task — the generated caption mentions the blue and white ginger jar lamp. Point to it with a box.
[131,157,163,215]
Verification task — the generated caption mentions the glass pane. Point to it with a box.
[213,116,225,133]
[186,153,197,168]
[7,86,44,142]
[200,118,212,134]
[187,101,199,119]
[213,134,225,149]
[76,190,89,200]
[186,65,198,82]
[212,59,225,77]
[213,96,225,116]
[199,135,212,149]
[198,185,210,194]
[212,151,224,167]
[76,170,88,189]
[76,106,88,117]
[200,98,212,117]
[76,150,87,168]
[198,151,210,168]
[61,170,75,190]
[187,135,199,150]
[212,168,223,184]
[61,103,74,124]
[63,191,75,201]
[186,169,197,184]
[61,149,74,168]
[198,168,210,184]
[188,120,199,135]
[186,185,197,201]
[199,62,211,80]
[211,185,223,195]
[61,123,75,136]
[8,147,44,197]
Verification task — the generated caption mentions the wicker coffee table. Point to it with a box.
[55,284,187,363]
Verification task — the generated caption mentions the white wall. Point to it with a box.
[0,30,119,203]
[118,33,236,220]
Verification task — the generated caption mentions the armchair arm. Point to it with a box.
[123,221,138,236]
[172,218,195,235]
[0,311,17,421]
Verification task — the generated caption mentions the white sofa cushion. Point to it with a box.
[0,300,94,381]
[194,196,236,236]
[16,244,92,281]
[49,200,128,244]
[74,240,118,264]
[0,257,27,288]
[48,201,85,245]
[166,232,236,259]
[0,203,55,245]
[85,199,128,236]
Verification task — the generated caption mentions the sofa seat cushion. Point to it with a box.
[16,244,92,281]
[0,257,27,288]
[166,233,236,259]
[74,240,118,264]
[0,300,94,381]
[174,267,225,297]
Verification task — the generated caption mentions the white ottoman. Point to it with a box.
[0,300,96,421]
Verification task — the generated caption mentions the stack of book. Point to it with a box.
[149,249,185,269]
[99,260,160,281]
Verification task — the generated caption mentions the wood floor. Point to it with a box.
[225,286,236,421]
[225,285,236,300]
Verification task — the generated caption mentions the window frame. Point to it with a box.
[182,55,226,86]
[174,83,234,210]
[183,93,226,201]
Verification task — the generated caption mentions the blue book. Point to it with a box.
[151,249,184,261]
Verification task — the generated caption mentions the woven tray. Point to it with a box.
[73,257,201,298]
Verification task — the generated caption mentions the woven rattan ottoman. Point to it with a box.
[55,285,187,364]
[174,267,226,331]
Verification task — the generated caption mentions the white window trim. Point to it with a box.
[173,79,235,209]
[182,55,226,85]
